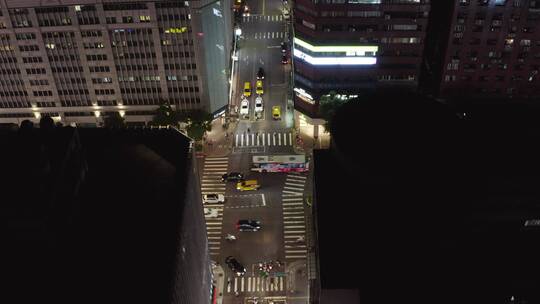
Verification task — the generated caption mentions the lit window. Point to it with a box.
[45,43,55,49]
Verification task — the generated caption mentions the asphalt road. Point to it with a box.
[213,0,310,303]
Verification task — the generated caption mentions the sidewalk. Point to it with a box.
[213,263,225,304]
[285,260,309,301]
[202,117,238,158]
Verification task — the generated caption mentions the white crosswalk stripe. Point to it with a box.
[282,174,308,260]
[243,15,284,22]
[226,276,285,293]
[234,132,293,147]
[253,31,286,39]
[202,157,228,257]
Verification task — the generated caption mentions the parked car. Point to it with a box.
[204,208,219,218]
[236,219,261,232]
[281,54,289,64]
[202,193,225,204]
[283,9,290,20]
[222,172,244,182]
[257,67,265,80]
[226,256,246,276]
[240,99,249,116]
[255,96,264,113]
[236,180,261,191]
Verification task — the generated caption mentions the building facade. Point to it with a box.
[292,0,430,117]
[425,0,540,100]
[0,0,232,126]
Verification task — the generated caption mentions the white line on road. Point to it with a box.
[285,225,306,229]
[207,157,229,160]
[282,197,303,201]
[289,132,292,145]
[278,133,281,145]
[285,255,307,259]
[282,202,303,206]
[241,277,244,292]
[287,175,307,179]
[285,181,305,186]
[284,186,304,191]
[261,194,266,206]
[284,230,306,234]
[284,221,305,224]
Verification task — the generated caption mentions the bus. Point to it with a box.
[251,155,309,173]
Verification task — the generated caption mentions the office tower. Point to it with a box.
[292,0,430,117]
[423,0,540,100]
[0,0,232,126]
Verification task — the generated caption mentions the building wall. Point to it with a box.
[195,0,233,115]
[436,0,540,100]
[171,146,213,304]
[0,0,231,125]
[292,0,430,117]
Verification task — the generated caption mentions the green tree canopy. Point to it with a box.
[151,102,179,127]
[185,109,213,141]
[319,91,348,133]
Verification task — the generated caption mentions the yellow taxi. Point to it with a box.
[256,80,264,95]
[272,106,281,120]
[236,180,261,191]
[243,82,251,97]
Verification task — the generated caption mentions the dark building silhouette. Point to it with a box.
[422,0,540,100]
[311,93,540,304]
[1,127,212,304]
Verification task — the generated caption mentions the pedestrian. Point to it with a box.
[247,128,250,133]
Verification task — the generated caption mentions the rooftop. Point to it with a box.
[314,94,540,304]
[2,126,192,304]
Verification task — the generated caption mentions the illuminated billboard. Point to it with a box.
[293,37,378,66]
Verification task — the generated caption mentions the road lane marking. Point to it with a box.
[241,277,244,292]
[278,133,281,145]
[287,175,307,179]
[284,230,306,234]
[261,194,266,206]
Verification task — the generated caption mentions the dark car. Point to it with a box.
[281,54,288,64]
[236,219,261,232]
[280,42,287,53]
[225,256,246,276]
[222,172,244,182]
[257,67,265,80]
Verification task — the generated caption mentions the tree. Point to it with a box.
[319,91,348,133]
[185,109,213,141]
[151,102,179,127]
[103,112,125,128]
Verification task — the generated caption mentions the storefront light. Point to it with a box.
[293,49,376,65]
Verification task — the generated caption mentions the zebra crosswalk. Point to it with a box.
[253,31,287,40]
[234,132,293,147]
[226,275,285,293]
[243,14,284,22]
[282,174,308,260]
[201,157,229,256]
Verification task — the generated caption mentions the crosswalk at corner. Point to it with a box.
[243,15,284,23]
[226,275,285,293]
[253,31,287,39]
[282,174,308,260]
[201,157,229,256]
[235,132,293,147]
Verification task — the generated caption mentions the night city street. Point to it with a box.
[3,1,540,304]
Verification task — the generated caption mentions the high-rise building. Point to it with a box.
[0,0,232,126]
[292,0,431,117]
[422,0,540,100]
